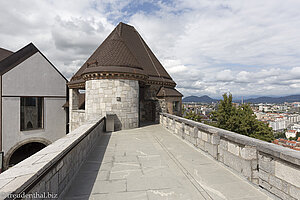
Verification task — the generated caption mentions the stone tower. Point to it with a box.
[68,22,182,131]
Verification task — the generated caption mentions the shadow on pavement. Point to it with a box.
[64,131,112,199]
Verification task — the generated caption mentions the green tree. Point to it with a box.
[274,130,287,139]
[184,111,203,122]
[211,93,238,130]
[289,132,300,141]
[211,93,274,142]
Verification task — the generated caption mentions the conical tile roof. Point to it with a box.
[69,22,176,88]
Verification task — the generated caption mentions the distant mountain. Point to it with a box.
[183,94,300,104]
[243,95,300,104]
[182,95,218,103]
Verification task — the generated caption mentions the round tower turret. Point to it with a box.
[68,22,181,131]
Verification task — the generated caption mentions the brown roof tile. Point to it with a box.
[63,93,85,109]
[157,87,183,97]
[70,22,175,86]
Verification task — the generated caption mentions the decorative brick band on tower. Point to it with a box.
[85,79,139,129]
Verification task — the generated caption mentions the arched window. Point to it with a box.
[20,97,44,131]
[26,121,33,129]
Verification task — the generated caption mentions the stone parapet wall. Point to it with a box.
[86,79,138,130]
[0,117,105,200]
[70,110,85,131]
[69,88,81,132]
[160,113,300,200]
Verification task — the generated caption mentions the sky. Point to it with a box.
[1,0,300,99]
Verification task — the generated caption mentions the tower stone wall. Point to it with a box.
[85,79,139,130]
[68,22,182,130]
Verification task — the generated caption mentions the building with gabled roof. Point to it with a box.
[68,22,182,131]
[0,48,13,62]
[0,43,68,170]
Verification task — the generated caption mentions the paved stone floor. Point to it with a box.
[64,124,272,200]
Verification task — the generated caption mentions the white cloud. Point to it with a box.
[1,0,300,98]
[127,0,300,98]
[215,70,234,82]
[161,59,188,73]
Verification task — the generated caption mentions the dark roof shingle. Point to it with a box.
[0,43,67,82]
[70,22,175,86]
[0,43,38,75]
[0,47,13,62]
[157,87,183,97]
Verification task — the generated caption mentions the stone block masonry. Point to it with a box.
[160,113,300,200]
[69,89,86,132]
[0,117,105,200]
[86,79,139,130]
[70,110,85,131]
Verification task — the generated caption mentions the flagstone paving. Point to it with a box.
[64,124,272,200]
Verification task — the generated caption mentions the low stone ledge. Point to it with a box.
[0,117,105,200]
[70,110,86,131]
[161,113,300,166]
[160,113,300,200]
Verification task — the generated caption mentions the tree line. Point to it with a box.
[184,93,274,142]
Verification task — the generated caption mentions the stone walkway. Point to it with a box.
[64,124,272,200]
